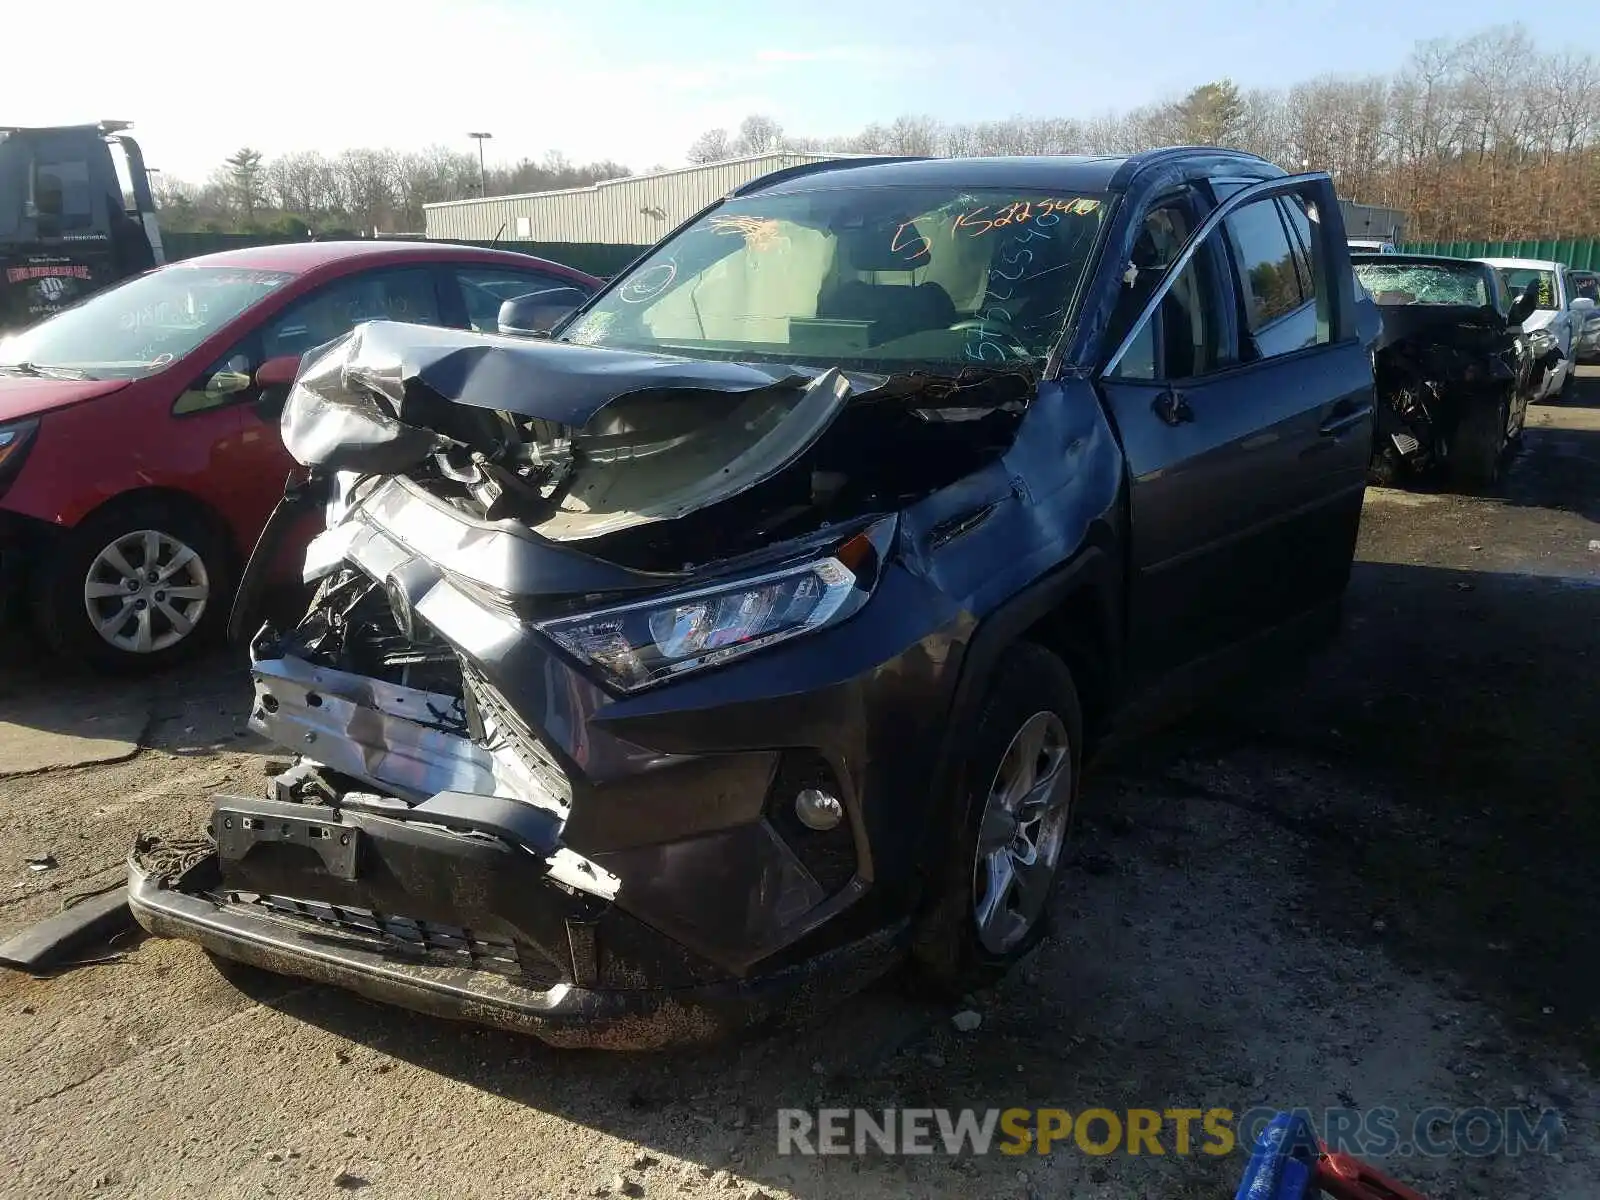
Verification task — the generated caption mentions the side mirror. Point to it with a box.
[498,287,590,337]
[1508,281,1542,327]
[1570,296,1596,313]
[254,354,301,389]
[204,368,254,399]
[252,354,301,422]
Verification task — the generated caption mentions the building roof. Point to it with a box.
[423,152,891,212]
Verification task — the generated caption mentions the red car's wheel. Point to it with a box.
[33,498,230,674]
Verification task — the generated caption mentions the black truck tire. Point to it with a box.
[909,641,1083,996]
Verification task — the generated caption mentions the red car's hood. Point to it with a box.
[0,375,133,423]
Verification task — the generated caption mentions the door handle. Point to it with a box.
[1319,404,1373,437]
[1152,388,1194,426]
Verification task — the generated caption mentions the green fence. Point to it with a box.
[1398,239,1600,269]
[159,230,651,279]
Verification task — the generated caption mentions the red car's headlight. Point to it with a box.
[0,418,39,493]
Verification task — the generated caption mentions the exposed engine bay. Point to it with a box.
[286,321,1033,574]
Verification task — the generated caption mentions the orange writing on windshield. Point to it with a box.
[890,221,932,262]
[709,215,788,250]
[952,197,1100,238]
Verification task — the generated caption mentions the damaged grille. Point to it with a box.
[212,891,562,983]
[461,662,572,807]
[293,569,462,698]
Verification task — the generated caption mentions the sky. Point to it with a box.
[3,0,1593,183]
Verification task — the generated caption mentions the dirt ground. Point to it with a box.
[2,373,1599,1200]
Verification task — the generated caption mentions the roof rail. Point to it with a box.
[1110,145,1274,188]
[729,155,929,197]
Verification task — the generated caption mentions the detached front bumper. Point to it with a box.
[128,841,906,1050]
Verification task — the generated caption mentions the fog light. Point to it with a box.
[794,788,843,831]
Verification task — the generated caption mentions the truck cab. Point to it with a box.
[0,121,164,333]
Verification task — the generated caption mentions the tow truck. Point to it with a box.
[0,121,164,333]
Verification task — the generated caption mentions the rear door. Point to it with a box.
[1095,174,1373,682]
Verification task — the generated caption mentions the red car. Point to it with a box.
[0,241,600,672]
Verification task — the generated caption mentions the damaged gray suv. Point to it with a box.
[130,151,1375,1048]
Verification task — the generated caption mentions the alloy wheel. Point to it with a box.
[82,529,210,654]
[971,710,1073,955]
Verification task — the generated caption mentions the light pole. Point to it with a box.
[468,132,493,198]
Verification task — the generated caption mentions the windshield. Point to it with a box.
[0,132,99,239]
[1497,267,1558,311]
[0,134,27,239]
[0,266,293,379]
[561,186,1109,369]
[1354,263,1490,307]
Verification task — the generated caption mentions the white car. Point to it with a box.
[1476,257,1596,400]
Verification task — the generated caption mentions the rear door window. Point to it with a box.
[451,265,588,332]
[260,267,442,361]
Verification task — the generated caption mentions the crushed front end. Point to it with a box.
[1367,306,1529,481]
[130,321,1059,1047]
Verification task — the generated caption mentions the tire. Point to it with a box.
[32,498,231,675]
[1449,396,1508,493]
[909,641,1083,995]
[1367,445,1405,488]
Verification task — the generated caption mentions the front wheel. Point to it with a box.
[1449,396,1509,492]
[33,499,230,674]
[910,642,1082,994]
[1367,444,1406,488]
[1550,361,1570,400]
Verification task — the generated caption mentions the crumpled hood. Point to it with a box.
[280,320,812,473]
[1519,309,1558,334]
[0,374,131,424]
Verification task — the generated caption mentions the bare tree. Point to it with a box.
[687,128,733,163]
[733,115,784,156]
[336,148,400,233]
[266,151,340,218]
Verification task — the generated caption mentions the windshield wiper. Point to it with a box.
[0,361,92,380]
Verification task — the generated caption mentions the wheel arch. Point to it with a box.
[71,486,241,573]
[917,540,1123,870]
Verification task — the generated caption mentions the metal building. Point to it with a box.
[423,152,859,244]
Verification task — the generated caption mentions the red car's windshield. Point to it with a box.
[0,265,293,380]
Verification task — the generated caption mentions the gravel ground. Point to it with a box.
[2,375,1598,1199]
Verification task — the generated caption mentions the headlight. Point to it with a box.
[537,552,874,692]
[0,418,39,491]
